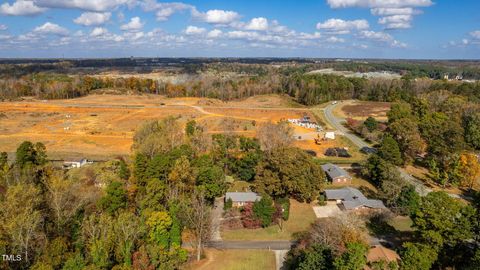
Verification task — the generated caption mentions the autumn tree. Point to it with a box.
[98,181,128,215]
[179,190,211,261]
[82,213,115,269]
[133,118,184,158]
[253,196,275,227]
[254,147,325,202]
[333,242,368,270]
[286,244,334,270]
[0,183,43,264]
[399,242,438,270]
[363,117,378,132]
[388,118,425,163]
[458,152,480,189]
[44,172,92,233]
[387,102,413,124]
[257,121,294,153]
[113,211,142,267]
[168,156,196,197]
[378,134,403,165]
[463,111,480,150]
[411,192,475,247]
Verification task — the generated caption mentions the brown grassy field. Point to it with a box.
[0,94,318,159]
[335,100,391,121]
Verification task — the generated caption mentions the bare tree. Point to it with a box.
[257,121,294,153]
[309,212,368,255]
[44,172,95,233]
[180,190,212,261]
[0,184,43,263]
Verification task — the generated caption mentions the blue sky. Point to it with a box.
[0,0,479,59]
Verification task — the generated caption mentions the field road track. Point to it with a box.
[17,100,312,111]
[324,102,461,199]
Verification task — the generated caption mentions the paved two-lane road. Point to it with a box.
[323,102,455,198]
[206,240,294,250]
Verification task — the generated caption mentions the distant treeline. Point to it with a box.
[2,70,480,105]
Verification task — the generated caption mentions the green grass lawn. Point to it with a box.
[187,249,276,270]
[316,136,368,164]
[388,216,414,232]
[221,199,316,241]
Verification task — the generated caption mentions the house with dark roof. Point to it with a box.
[324,187,386,211]
[225,192,262,207]
[321,163,352,184]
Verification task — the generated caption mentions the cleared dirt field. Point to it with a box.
[335,100,391,121]
[0,94,315,159]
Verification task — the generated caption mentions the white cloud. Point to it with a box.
[195,9,241,24]
[470,31,480,40]
[298,32,322,40]
[0,34,12,40]
[358,30,406,47]
[141,1,195,21]
[90,27,108,37]
[326,36,345,43]
[371,7,421,16]
[378,14,412,29]
[245,17,269,31]
[34,0,130,12]
[74,12,111,26]
[120,17,144,31]
[0,25,7,31]
[0,0,47,16]
[33,22,69,35]
[316,18,369,34]
[327,0,433,30]
[327,0,433,9]
[184,26,206,35]
[207,29,222,38]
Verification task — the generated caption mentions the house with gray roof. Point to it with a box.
[324,187,386,211]
[225,192,262,207]
[321,163,352,184]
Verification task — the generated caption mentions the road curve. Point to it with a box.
[323,102,457,198]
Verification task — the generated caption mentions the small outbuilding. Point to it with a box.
[321,163,352,183]
[325,131,335,140]
[225,192,262,207]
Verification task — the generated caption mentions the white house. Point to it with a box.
[63,158,91,169]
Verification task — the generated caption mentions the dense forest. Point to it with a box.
[2,62,480,106]
[0,118,326,269]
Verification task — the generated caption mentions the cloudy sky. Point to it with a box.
[0,0,479,59]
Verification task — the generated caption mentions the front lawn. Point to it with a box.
[221,199,316,241]
[186,249,276,270]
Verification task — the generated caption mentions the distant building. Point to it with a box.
[321,163,352,183]
[324,187,386,210]
[225,192,262,207]
[63,158,91,169]
[325,131,335,140]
